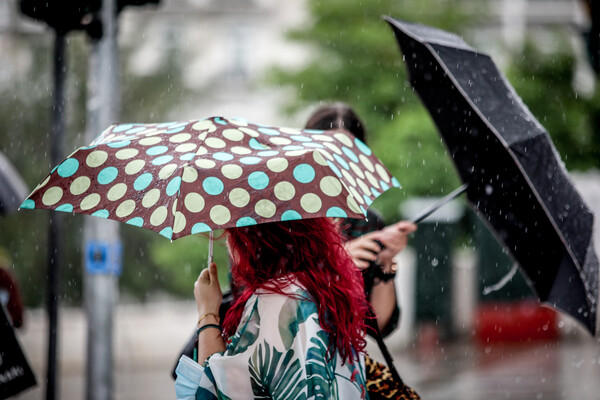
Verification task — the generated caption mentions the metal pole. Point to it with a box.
[84,1,122,399]
[46,30,66,400]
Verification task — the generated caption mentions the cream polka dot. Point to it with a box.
[221,164,243,180]
[323,143,342,155]
[365,171,380,189]
[125,159,145,175]
[107,183,127,201]
[231,146,252,155]
[316,150,333,161]
[173,212,187,234]
[184,192,204,212]
[172,199,178,215]
[312,134,334,142]
[350,162,365,179]
[359,155,374,172]
[86,151,108,168]
[228,118,248,127]
[116,148,139,160]
[375,164,391,183]
[142,188,161,208]
[158,164,178,180]
[70,176,91,195]
[274,181,295,201]
[150,206,168,226]
[357,178,371,196]
[300,193,322,213]
[197,132,209,141]
[142,128,160,136]
[341,169,357,187]
[80,193,101,210]
[266,158,288,173]
[313,151,328,166]
[334,132,353,147]
[255,199,276,218]
[229,188,250,208]
[223,129,244,141]
[116,199,135,218]
[239,127,259,137]
[205,137,226,149]
[285,150,308,157]
[320,176,343,197]
[42,186,63,206]
[280,127,302,135]
[182,166,198,183]
[170,133,192,143]
[210,205,231,225]
[192,120,215,131]
[139,137,162,146]
[195,159,216,169]
[196,146,208,156]
[270,137,292,145]
[347,195,362,214]
[349,187,364,204]
[35,175,51,191]
[176,143,197,153]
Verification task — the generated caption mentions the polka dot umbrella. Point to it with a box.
[21,116,401,246]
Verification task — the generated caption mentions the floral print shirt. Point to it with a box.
[174,280,368,399]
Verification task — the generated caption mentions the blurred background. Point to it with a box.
[1,0,600,399]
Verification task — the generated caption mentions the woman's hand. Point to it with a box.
[344,232,382,270]
[377,221,417,267]
[194,262,222,318]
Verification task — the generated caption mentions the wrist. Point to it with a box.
[197,312,220,328]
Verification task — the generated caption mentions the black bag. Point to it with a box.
[0,306,36,399]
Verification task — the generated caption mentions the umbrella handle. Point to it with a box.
[208,231,214,268]
[411,183,468,223]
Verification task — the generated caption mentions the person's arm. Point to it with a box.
[194,262,226,363]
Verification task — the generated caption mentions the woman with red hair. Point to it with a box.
[174,218,370,399]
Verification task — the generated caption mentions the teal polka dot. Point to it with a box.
[342,147,359,163]
[166,176,182,196]
[20,199,35,209]
[126,217,144,227]
[281,210,302,221]
[57,158,79,177]
[355,139,372,155]
[333,154,349,170]
[326,207,347,218]
[290,135,312,142]
[363,195,373,206]
[371,187,381,197]
[213,152,234,161]
[180,153,195,161]
[258,128,280,136]
[248,171,269,190]
[304,129,324,134]
[214,117,228,125]
[283,145,304,151]
[191,223,211,234]
[236,217,257,227]
[98,166,118,185]
[391,177,402,188]
[239,157,261,165]
[126,126,147,134]
[203,177,224,195]
[152,155,174,165]
[249,138,268,150]
[360,205,367,216]
[293,164,315,183]
[107,140,131,148]
[326,161,342,178]
[134,173,153,191]
[113,124,134,132]
[380,181,390,191]
[146,145,168,156]
[166,126,185,134]
[56,203,74,213]
[159,227,173,239]
[92,209,110,218]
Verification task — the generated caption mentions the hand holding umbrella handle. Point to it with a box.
[410,183,468,224]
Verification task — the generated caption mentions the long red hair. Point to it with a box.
[222,218,369,363]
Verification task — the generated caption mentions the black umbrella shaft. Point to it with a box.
[46,30,66,400]
[411,183,468,224]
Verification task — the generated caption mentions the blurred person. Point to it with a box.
[0,255,24,329]
[174,218,371,399]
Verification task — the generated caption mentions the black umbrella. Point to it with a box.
[0,151,29,215]
[385,16,599,335]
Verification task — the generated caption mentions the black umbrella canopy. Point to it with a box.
[385,16,599,335]
[0,151,29,215]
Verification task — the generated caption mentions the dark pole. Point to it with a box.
[46,30,66,400]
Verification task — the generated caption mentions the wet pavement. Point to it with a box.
[14,302,600,400]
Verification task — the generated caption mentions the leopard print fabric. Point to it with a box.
[365,355,421,400]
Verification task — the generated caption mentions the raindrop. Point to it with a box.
[431,258,439,267]
[485,184,493,195]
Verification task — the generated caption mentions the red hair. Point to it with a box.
[222,218,369,363]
